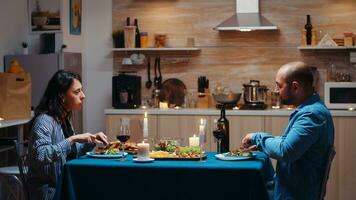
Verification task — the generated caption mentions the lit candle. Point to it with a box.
[189,134,199,147]
[137,141,150,159]
[159,102,168,109]
[199,118,205,145]
[143,112,148,138]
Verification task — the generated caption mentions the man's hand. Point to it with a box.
[242,133,255,149]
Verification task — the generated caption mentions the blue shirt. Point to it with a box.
[28,114,94,199]
[251,94,334,200]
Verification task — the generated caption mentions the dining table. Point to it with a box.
[55,152,275,200]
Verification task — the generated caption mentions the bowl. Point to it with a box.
[212,93,242,104]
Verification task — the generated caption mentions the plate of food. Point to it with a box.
[86,141,128,158]
[149,146,207,161]
[86,151,128,158]
[215,148,255,161]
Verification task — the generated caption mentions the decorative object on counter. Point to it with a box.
[22,42,28,55]
[241,80,268,110]
[126,17,130,26]
[140,32,148,48]
[124,26,136,48]
[326,63,336,81]
[186,89,198,108]
[270,91,281,109]
[304,14,313,45]
[112,73,141,109]
[197,76,209,95]
[159,78,186,107]
[112,29,124,48]
[134,19,141,48]
[212,87,241,109]
[159,102,169,109]
[344,32,354,46]
[335,69,352,82]
[154,33,167,47]
[318,34,337,47]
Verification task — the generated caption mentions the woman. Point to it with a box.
[28,70,108,200]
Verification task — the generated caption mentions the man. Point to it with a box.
[242,61,334,200]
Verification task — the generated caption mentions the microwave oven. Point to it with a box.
[324,82,356,110]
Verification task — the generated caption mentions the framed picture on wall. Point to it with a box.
[70,0,81,35]
[28,0,61,33]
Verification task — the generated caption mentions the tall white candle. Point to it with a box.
[199,118,205,145]
[137,141,150,159]
[143,112,148,138]
[189,134,199,147]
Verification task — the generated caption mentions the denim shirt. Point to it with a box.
[252,94,334,200]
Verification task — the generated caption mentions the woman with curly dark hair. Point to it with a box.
[28,70,108,200]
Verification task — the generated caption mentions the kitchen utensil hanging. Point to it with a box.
[145,58,152,89]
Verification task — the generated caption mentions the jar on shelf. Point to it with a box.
[344,32,354,46]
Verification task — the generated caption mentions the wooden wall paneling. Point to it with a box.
[331,117,356,200]
[113,0,356,101]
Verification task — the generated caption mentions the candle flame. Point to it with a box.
[142,140,145,144]
[144,112,147,118]
[193,134,196,137]
[200,118,203,125]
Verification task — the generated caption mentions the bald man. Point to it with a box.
[242,61,334,200]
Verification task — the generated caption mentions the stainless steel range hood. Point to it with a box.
[214,0,277,31]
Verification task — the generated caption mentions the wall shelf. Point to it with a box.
[112,47,201,57]
[298,46,356,51]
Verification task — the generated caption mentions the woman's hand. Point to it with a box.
[68,133,97,145]
[93,132,108,145]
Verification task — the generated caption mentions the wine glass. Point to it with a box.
[213,127,225,154]
[117,124,130,161]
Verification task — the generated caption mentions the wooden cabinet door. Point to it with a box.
[105,114,157,143]
[327,116,356,200]
[157,115,212,149]
[264,116,289,135]
[209,116,264,152]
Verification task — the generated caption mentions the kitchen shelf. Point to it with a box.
[112,47,201,52]
[112,47,201,57]
[298,46,356,51]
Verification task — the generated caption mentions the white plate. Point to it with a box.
[86,151,128,158]
[133,158,154,163]
[214,153,254,161]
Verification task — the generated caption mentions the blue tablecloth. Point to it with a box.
[55,152,274,200]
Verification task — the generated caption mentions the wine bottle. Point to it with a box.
[217,105,229,153]
[126,17,130,26]
[134,19,141,48]
[304,15,313,45]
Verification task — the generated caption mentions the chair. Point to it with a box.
[0,137,22,200]
[319,145,336,200]
[14,140,30,200]
[0,138,29,200]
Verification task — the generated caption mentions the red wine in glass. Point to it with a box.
[213,129,225,153]
[117,135,130,143]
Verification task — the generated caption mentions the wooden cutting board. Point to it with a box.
[159,78,186,107]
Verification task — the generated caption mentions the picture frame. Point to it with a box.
[70,0,82,35]
[28,0,61,33]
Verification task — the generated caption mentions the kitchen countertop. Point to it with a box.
[105,108,356,117]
